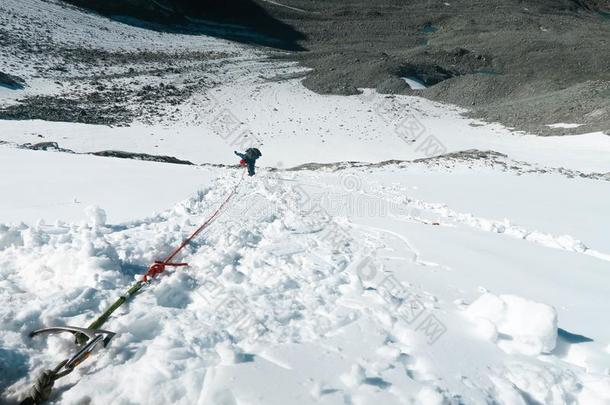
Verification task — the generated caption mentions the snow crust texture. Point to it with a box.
[1,166,609,405]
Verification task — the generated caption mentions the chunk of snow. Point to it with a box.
[466,293,558,355]
[0,224,24,249]
[85,205,107,227]
[340,364,366,388]
[215,342,239,365]
[473,318,499,342]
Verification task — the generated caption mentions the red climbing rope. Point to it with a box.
[142,174,244,282]
[21,172,246,405]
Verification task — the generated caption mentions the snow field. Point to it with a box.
[2,163,609,404]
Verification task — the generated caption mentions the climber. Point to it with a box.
[234,148,262,176]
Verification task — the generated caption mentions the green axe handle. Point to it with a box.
[76,281,144,345]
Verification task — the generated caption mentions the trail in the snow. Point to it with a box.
[1,172,359,403]
[297,170,610,262]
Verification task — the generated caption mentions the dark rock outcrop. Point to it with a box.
[60,0,305,50]
[90,150,194,165]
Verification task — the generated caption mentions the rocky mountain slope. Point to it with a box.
[4,0,609,135]
[259,0,610,135]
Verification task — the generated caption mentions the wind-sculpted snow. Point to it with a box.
[466,293,559,355]
[1,165,610,404]
[0,171,356,403]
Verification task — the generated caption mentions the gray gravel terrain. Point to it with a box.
[0,0,245,125]
[1,0,608,135]
[258,0,610,135]
[0,7,230,126]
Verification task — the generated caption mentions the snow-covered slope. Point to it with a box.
[1,160,610,405]
[1,1,609,405]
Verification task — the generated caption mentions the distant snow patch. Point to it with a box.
[0,71,25,90]
[547,123,583,129]
[403,77,427,90]
[260,0,308,12]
